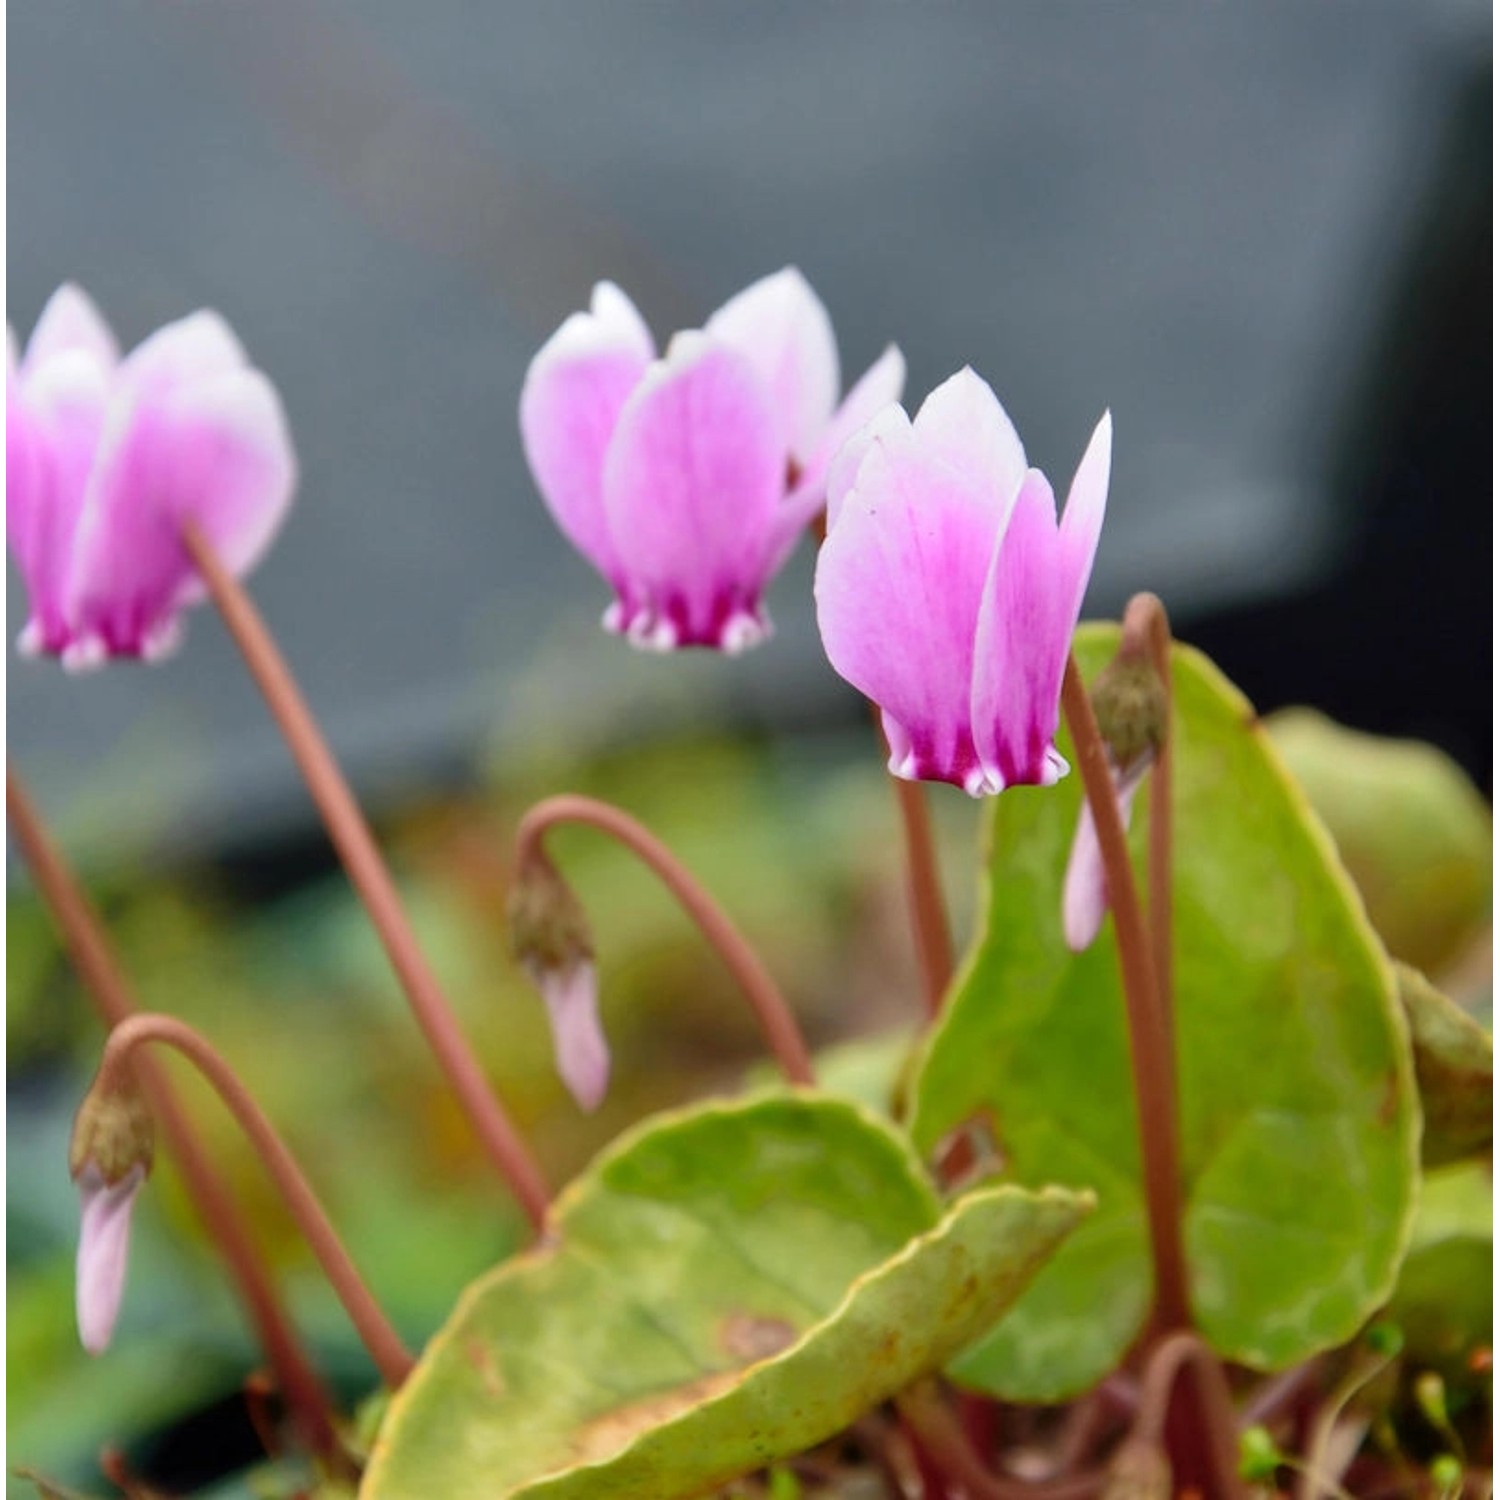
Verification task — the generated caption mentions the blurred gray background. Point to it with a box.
[9,0,1492,867]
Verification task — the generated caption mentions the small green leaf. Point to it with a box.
[1396,964,1492,1166]
[362,1093,1087,1500]
[911,629,1419,1399]
[1388,1159,1491,1380]
[1266,709,1491,976]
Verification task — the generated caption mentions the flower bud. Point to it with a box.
[1089,648,1168,775]
[69,1071,154,1355]
[509,857,610,1112]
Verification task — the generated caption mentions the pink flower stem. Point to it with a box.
[881,717,955,1018]
[1131,1332,1246,1500]
[515,795,816,1086]
[895,1382,1106,1500]
[182,522,550,1233]
[94,1013,415,1389]
[1060,655,1190,1332]
[1122,593,1176,1055]
[5,767,342,1461]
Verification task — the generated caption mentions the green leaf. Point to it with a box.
[1395,964,1493,1166]
[910,629,1419,1399]
[1266,709,1491,976]
[362,1093,1088,1500]
[1387,1159,1491,1380]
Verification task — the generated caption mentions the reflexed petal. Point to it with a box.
[118,310,247,396]
[520,282,655,586]
[7,354,112,654]
[1062,754,1150,951]
[822,397,910,534]
[603,332,783,648]
[66,369,296,656]
[24,283,120,373]
[704,267,838,461]
[75,1162,145,1355]
[971,469,1071,791]
[815,402,1014,787]
[909,366,1028,508]
[537,960,610,1112]
[1058,412,1112,622]
[771,346,908,560]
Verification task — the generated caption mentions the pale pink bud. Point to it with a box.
[816,368,1111,796]
[1062,754,1151,952]
[520,269,904,651]
[535,959,610,1113]
[7,284,296,666]
[75,1161,146,1355]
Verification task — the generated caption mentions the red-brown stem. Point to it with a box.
[182,522,550,1232]
[895,1383,1105,1500]
[1133,1332,1246,1500]
[876,709,955,1017]
[6,767,341,1459]
[95,1014,415,1388]
[1060,655,1190,1332]
[1122,593,1176,1054]
[515,795,815,1086]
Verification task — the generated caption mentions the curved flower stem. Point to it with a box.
[1132,1332,1245,1500]
[6,767,341,1459]
[1060,655,1190,1332]
[182,522,550,1233]
[515,794,815,1086]
[95,1013,415,1388]
[895,1382,1106,1500]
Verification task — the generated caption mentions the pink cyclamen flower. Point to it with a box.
[815,368,1111,796]
[7,284,296,669]
[1061,753,1151,951]
[74,1161,146,1355]
[520,268,904,651]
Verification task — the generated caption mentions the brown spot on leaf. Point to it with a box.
[464,1338,506,1399]
[569,1370,743,1464]
[720,1312,798,1363]
[1377,1069,1400,1126]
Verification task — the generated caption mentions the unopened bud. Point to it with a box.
[508,853,594,977]
[1089,647,1168,775]
[70,1071,154,1188]
[69,1069,154,1356]
[509,855,610,1112]
[1102,1437,1171,1500]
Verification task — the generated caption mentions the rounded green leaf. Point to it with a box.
[1266,709,1491,976]
[911,629,1419,1399]
[361,1093,1088,1499]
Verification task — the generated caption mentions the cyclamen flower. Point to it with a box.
[815,369,1111,796]
[520,268,904,651]
[7,284,296,669]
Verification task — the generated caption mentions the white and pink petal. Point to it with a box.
[603,332,783,649]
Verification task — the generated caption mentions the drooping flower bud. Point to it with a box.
[1060,637,1170,951]
[69,1071,155,1355]
[508,856,609,1111]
